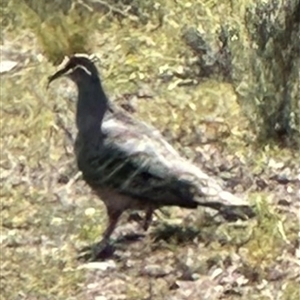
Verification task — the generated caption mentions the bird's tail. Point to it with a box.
[194,189,255,221]
[175,164,255,221]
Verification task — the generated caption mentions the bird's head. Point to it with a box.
[47,54,99,87]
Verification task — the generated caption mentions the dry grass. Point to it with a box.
[1,0,299,299]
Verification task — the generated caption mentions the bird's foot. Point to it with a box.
[77,239,116,261]
[77,232,144,262]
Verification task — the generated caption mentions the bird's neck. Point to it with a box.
[75,77,108,141]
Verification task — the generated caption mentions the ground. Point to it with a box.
[1,1,300,299]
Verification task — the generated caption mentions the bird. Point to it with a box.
[48,54,254,256]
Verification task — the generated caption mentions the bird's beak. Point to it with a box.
[47,66,69,89]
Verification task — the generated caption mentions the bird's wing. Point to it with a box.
[76,113,196,208]
[75,106,254,219]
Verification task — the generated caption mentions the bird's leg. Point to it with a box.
[77,208,122,261]
[86,208,123,260]
[143,207,154,231]
[102,209,123,240]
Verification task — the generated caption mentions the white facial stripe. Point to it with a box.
[65,64,92,76]
[74,54,99,64]
[75,65,92,76]
[74,53,92,59]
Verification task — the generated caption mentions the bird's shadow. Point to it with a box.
[77,223,203,262]
[151,224,201,244]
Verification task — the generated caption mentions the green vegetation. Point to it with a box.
[1,0,299,299]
